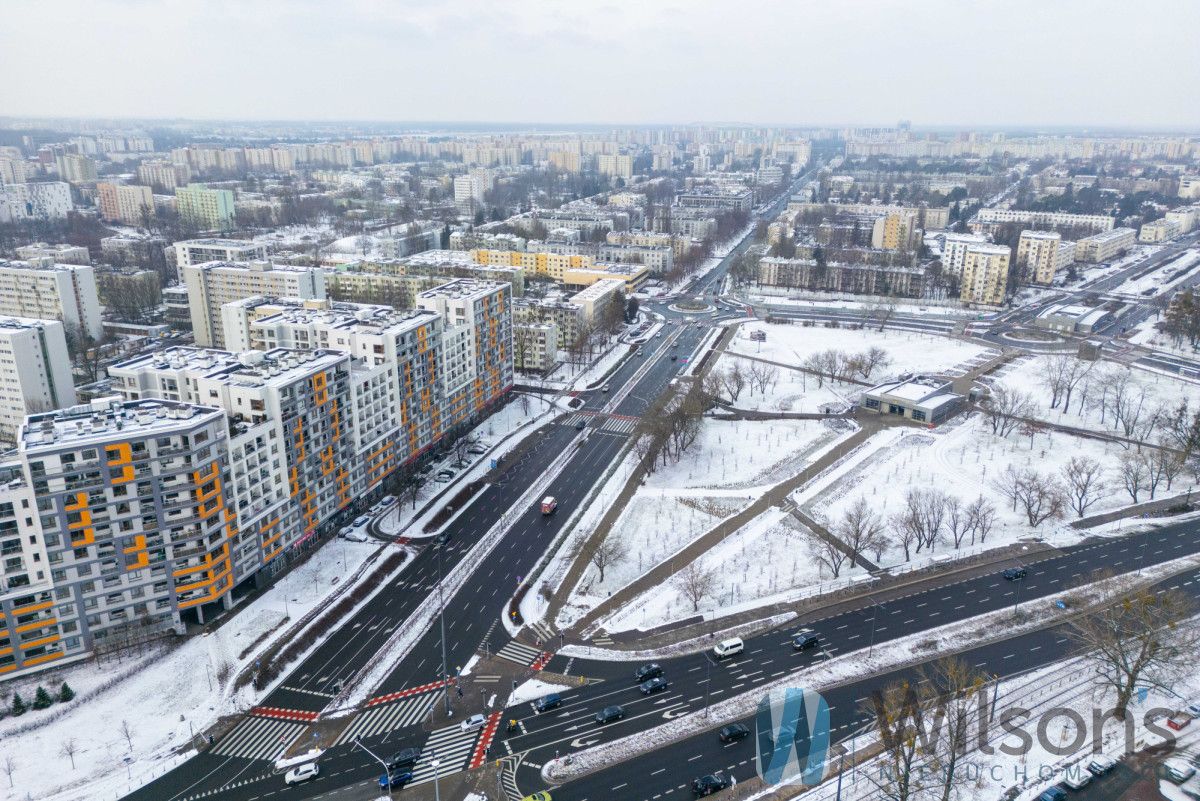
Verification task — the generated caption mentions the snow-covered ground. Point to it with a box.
[713,351,859,413]
[252,222,337,250]
[1128,314,1200,359]
[726,320,994,379]
[990,354,1197,436]
[506,678,572,708]
[0,538,406,801]
[1109,249,1200,299]
[746,292,981,319]
[1077,243,1163,288]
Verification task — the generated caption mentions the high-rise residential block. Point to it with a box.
[176,183,237,231]
[0,318,76,444]
[182,261,325,347]
[14,243,91,265]
[0,182,73,223]
[0,260,103,338]
[1016,230,1076,285]
[96,182,154,225]
[959,244,1012,305]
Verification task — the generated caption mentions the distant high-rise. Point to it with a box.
[0,317,75,444]
[96,182,154,225]
[183,260,325,347]
[176,183,236,231]
[0,260,103,338]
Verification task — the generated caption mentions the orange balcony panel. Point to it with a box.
[64,491,88,512]
[20,633,60,650]
[20,650,63,668]
[11,599,53,615]
[122,534,147,554]
[15,618,57,635]
[261,530,282,548]
[126,550,149,570]
[70,527,95,547]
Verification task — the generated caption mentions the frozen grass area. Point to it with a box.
[727,320,994,378]
[0,538,400,801]
[990,354,1197,436]
[713,351,859,413]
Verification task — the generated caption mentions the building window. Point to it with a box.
[911,410,927,422]
[865,398,880,409]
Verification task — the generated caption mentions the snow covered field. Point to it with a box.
[747,292,981,319]
[1128,314,1200,359]
[726,320,994,379]
[990,354,1197,436]
[0,538,405,801]
[1109,249,1200,299]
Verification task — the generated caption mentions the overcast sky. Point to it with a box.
[6,0,1199,129]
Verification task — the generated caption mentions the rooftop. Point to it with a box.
[416,278,504,300]
[0,316,61,332]
[0,259,90,273]
[177,238,265,250]
[112,346,348,389]
[21,397,223,451]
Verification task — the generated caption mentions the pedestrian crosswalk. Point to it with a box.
[406,723,482,787]
[527,619,554,641]
[600,416,637,433]
[562,413,594,429]
[212,715,307,762]
[495,639,543,666]
[333,690,444,745]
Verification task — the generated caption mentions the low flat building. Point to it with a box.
[14,243,90,265]
[1034,303,1115,334]
[1074,228,1137,263]
[1139,218,1183,243]
[861,377,962,425]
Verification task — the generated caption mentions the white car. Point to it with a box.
[284,762,319,785]
[1062,769,1091,790]
[460,713,487,732]
[1165,757,1196,783]
[1086,754,1117,776]
[342,528,369,543]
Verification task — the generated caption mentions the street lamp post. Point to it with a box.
[353,736,391,796]
[431,753,442,801]
[703,655,713,717]
[435,539,451,715]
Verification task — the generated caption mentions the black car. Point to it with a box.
[692,773,732,796]
[635,663,663,682]
[575,419,586,430]
[386,747,420,770]
[533,693,562,712]
[670,354,678,361]
[792,630,819,650]
[1003,567,1027,580]
[595,705,625,724]
[640,676,670,695]
[718,723,750,743]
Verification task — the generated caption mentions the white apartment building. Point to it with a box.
[597,153,634,180]
[1074,228,1137,263]
[971,208,1114,235]
[934,232,991,277]
[0,260,103,338]
[1139,218,1183,243]
[1179,176,1200,200]
[1016,230,1076,285]
[172,238,269,280]
[136,160,191,191]
[959,244,1012,306]
[0,182,72,223]
[55,154,97,184]
[1165,206,1200,235]
[513,322,558,372]
[14,243,90,265]
[0,318,76,444]
[183,261,325,347]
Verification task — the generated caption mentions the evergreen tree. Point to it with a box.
[32,686,53,710]
[58,682,75,703]
[10,693,26,716]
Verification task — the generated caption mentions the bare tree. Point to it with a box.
[1118,453,1148,503]
[991,465,1023,513]
[1061,456,1106,517]
[944,496,970,548]
[1013,470,1067,527]
[404,472,426,510]
[836,498,886,568]
[1,755,14,789]
[1156,444,1185,492]
[923,658,989,801]
[855,346,892,381]
[119,719,134,751]
[1019,419,1043,449]
[723,363,747,402]
[981,385,1034,438]
[864,679,933,801]
[575,535,624,584]
[810,533,850,578]
[1069,588,1200,720]
[964,496,997,544]
[59,738,78,770]
[674,561,717,612]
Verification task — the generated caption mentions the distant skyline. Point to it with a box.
[6,0,1200,130]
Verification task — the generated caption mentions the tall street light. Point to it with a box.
[430,750,442,801]
[353,736,391,796]
[435,538,451,715]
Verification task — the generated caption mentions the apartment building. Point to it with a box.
[470,249,647,292]
[0,182,73,223]
[173,238,268,276]
[1074,228,1137,263]
[176,184,236,231]
[756,257,925,298]
[183,261,325,347]
[136,160,191,192]
[597,153,634,180]
[606,230,692,258]
[1016,230,1076,285]
[55,154,97,184]
[677,188,754,212]
[597,243,674,275]
[96,182,154,225]
[14,243,90,265]
[513,322,558,372]
[0,156,29,185]
[970,208,1114,235]
[789,202,952,231]
[1179,176,1200,200]
[0,260,103,338]
[959,244,1012,305]
[1165,206,1200,235]
[1139,218,1183,243]
[513,296,584,351]
[100,233,168,268]
[932,232,990,277]
[0,318,76,444]
[871,211,921,251]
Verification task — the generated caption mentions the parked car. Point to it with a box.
[1187,701,1200,718]
[461,713,487,732]
[284,763,320,785]
[434,469,455,482]
[378,768,413,789]
[640,676,670,695]
[533,694,561,713]
[792,630,819,650]
[352,515,370,529]
[692,773,732,796]
[467,444,487,455]
[342,528,369,543]
[1003,567,1027,580]
[1037,787,1067,801]
[1165,758,1196,783]
[718,723,750,743]
[378,495,397,508]
[1062,769,1091,790]
[1086,755,1118,776]
[386,747,421,770]
[594,705,625,724]
[634,663,663,682]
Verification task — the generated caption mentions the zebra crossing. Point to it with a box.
[527,619,554,641]
[406,723,482,787]
[562,413,594,429]
[211,715,307,762]
[599,416,637,434]
[495,639,542,666]
[332,690,443,745]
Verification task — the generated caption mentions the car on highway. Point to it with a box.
[713,637,744,659]
[634,663,663,682]
[1003,566,1027,580]
[691,772,732,796]
[284,762,320,785]
[792,630,820,650]
[575,419,586,430]
[1086,755,1118,776]
[718,723,750,743]
[640,676,670,695]
[461,713,487,732]
[533,693,562,712]
[434,469,455,482]
[670,354,677,361]
[594,705,625,724]
[379,768,413,789]
[386,747,421,769]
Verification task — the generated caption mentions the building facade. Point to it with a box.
[176,184,237,231]
[0,260,103,338]
[0,318,76,444]
[1016,230,1076,285]
[96,182,154,225]
[959,244,1011,305]
[1074,228,1137,263]
[183,261,326,347]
